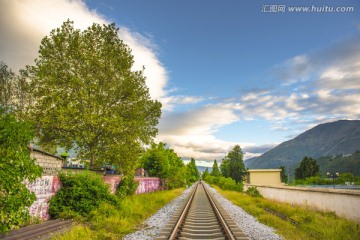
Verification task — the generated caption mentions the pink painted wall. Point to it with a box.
[103,175,121,194]
[25,176,61,220]
[135,177,162,194]
[26,175,162,220]
[102,176,162,194]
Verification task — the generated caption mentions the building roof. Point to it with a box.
[29,146,63,161]
[247,169,281,172]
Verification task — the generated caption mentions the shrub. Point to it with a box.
[294,176,330,185]
[246,186,263,198]
[49,171,118,219]
[116,176,139,199]
[204,176,243,192]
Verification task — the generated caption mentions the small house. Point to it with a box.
[30,147,63,176]
[245,169,282,186]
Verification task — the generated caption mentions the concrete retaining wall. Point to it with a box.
[27,175,162,220]
[135,177,162,194]
[245,184,360,223]
[102,175,162,194]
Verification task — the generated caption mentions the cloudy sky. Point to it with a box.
[1,0,360,167]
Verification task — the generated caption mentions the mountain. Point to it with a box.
[316,151,360,176]
[245,120,360,172]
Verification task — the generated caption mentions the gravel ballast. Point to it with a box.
[124,183,282,240]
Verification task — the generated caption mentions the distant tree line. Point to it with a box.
[283,154,360,185]
[140,142,199,188]
[201,145,246,192]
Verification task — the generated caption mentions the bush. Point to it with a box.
[246,186,263,198]
[294,176,330,185]
[116,176,139,199]
[204,175,243,192]
[0,110,42,232]
[49,171,118,219]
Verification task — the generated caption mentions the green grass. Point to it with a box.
[51,188,185,240]
[213,185,360,240]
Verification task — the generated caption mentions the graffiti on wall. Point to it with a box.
[25,176,61,220]
[135,177,161,194]
[25,175,162,220]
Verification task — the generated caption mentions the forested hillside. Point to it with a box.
[245,120,360,172]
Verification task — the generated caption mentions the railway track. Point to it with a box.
[157,181,249,239]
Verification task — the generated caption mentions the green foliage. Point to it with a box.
[186,158,200,183]
[28,20,161,173]
[204,175,243,192]
[0,62,31,117]
[293,173,360,185]
[223,145,246,183]
[0,110,42,232]
[220,158,230,178]
[337,172,360,184]
[141,142,170,179]
[210,160,221,177]
[280,166,288,183]
[49,171,118,218]
[294,176,330,185]
[0,61,14,111]
[245,186,263,198]
[141,142,187,189]
[52,188,185,240]
[116,176,139,199]
[295,156,320,180]
[202,168,210,179]
[317,151,360,177]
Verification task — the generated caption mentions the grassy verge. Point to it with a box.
[213,185,360,240]
[51,188,185,240]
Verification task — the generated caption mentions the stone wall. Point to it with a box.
[245,184,360,223]
[30,149,63,176]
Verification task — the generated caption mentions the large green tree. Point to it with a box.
[210,159,221,177]
[224,145,246,183]
[186,158,199,183]
[0,62,32,117]
[295,156,320,180]
[141,142,170,179]
[0,61,14,111]
[202,167,210,180]
[280,165,288,183]
[0,109,42,232]
[28,20,161,174]
[220,158,230,178]
[141,142,187,188]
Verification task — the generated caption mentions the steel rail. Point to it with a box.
[157,181,249,240]
[202,182,236,240]
[168,181,198,240]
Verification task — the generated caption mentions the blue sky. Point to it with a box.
[1,0,360,167]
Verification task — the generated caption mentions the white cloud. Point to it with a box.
[156,104,241,161]
[160,95,205,111]
[0,0,168,100]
